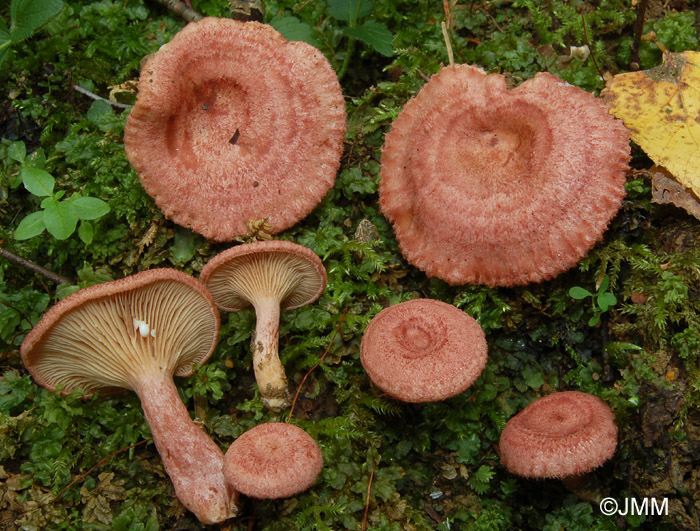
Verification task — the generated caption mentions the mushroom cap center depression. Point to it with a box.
[393,318,447,359]
[166,77,255,172]
[439,101,551,197]
[517,398,594,438]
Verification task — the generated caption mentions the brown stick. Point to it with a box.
[630,0,649,70]
[0,247,73,285]
[152,0,204,22]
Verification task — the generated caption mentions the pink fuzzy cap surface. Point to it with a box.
[223,422,323,499]
[499,391,618,478]
[124,18,346,241]
[379,64,630,287]
[360,299,487,402]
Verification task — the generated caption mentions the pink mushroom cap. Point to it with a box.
[223,422,323,499]
[124,17,346,241]
[499,391,618,479]
[360,299,488,402]
[379,64,630,287]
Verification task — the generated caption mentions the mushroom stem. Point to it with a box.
[133,372,238,524]
[251,297,289,410]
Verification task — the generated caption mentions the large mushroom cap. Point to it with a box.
[21,269,220,396]
[379,64,630,287]
[124,17,346,241]
[360,299,487,402]
[223,422,323,499]
[499,391,618,479]
[200,240,327,313]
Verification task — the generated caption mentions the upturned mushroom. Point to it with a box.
[499,391,617,488]
[20,269,238,524]
[200,240,327,410]
[124,17,346,241]
[360,299,488,402]
[223,422,323,499]
[379,64,630,287]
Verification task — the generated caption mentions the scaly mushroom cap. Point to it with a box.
[360,299,487,402]
[124,17,346,241]
[223,422,323,499]
[200,240,327,312]
[21,269,220,396]
[379,64,630,287]
[499,391,618,479]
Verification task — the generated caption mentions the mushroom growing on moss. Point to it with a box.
[379,64,630,287]
[223,422,323,499]
[360,299,487,402]
[21,269,238,524]
[124,17,346,241]
[499,391,618,488]
[201,240,327,410]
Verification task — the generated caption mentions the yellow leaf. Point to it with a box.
[602,51,700,195]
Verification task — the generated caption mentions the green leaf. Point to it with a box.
[568,286,592,299]
[343,20,394,56]
[522,365,545,389]
[21,167,54,197]
[7,141,26,163]
[270,16,319,47]
[14,211,45,240]
[327,0,373,24]
[10,0,64,41]
[170,229,196,263]
[77,220,93,244]
[597,291,617,311]
[588,313,601,327]
[598,275,610,293]
[71,196,110,220]
[43,199,78,240]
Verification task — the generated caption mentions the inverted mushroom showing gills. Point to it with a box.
[379,64,630,286]
[20,269,237,524]
[124,17,346,241]
[499,391,617,487]
[360,299,487,402]
[201,240,327,410]
[223,422,323,499]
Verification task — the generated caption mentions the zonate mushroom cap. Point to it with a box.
[499,391,618,479]
[360,299,487,402]
[379,64,630,287]
[124,17,346,241]
[200,240,327,312]
[21,269,219,395]
[223,422,323,499]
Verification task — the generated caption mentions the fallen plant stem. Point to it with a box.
[441,21,454,66]
[151,0,203,22]
[72,85,132,109]
[0,247,73,285]
[287,308,347,422]
[54,438,152,501]
[630,0,649,69]
[361,469,375,531]
[581,15,603,83]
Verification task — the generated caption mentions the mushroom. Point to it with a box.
[124,17,346,241]
[200,240,327,410]
[360,299,487,402]
[223,422,323,499]
[499,391,617,488]
[20,269,238,524]
[379,64,630,286]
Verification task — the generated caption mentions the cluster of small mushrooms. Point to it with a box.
[20,14,631,524]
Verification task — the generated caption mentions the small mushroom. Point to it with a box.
[200,241,327,410]
[124,17,346,241]
[499,391,617,488]
[20,269,238,524]
[379,64,630,286]
[360,299,488,402]
[223,422,323,499]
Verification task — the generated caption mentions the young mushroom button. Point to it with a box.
[223,422,323,499]
[123,17,346,241]
[201,240,327,410]
[20,269,238,525]
[379,64,631,287]
[360,299,488,402]
[499,391,618,488]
